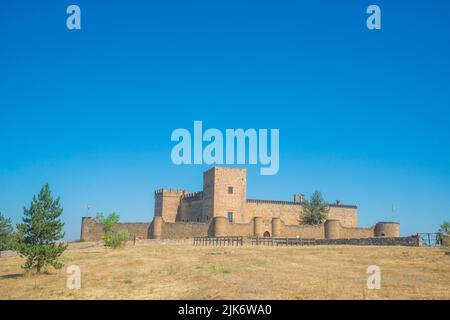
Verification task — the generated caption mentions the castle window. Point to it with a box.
[206,216,209,221]
[228,186,233,194]
[227,212,233,222]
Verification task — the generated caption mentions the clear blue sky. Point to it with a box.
[0,1,449,241]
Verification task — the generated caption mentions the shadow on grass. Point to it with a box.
[0,273,23,279]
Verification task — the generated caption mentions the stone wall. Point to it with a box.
[245,200,301,225]
[83,214,400,241]
[271,220,372,239]
[116,223,151,239]
[301,236,419,247]
[339,226,374,238]
[179,196,204,222]
[160,221,211,239]
[219,220,254,237]
[80,217,103,241]
[328,205,358,228]
[245,200,357,227]
[282,224,325,238]
[80,217,150,241]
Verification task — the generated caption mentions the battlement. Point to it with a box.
[247,199,301,206]
[154,188,189,196]
[247,199,357,209]
[181,191,203,201]
[327,203,358,209]
[205,166,246,173]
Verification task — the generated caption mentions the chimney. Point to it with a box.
[336,200,341,206]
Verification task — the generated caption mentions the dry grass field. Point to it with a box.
[0,241,449,300]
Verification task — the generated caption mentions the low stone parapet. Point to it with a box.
[298,236,419,246]
[248,236,420,247]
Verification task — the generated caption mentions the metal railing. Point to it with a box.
[418,233,442,246]
[193,236,244,246]
[250,237,317,246]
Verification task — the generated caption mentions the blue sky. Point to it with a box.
[0,0,449,240]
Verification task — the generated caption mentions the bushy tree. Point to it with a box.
[438,221,450,236]
[96,212,128,248]
[108,230,129,248]
[439,221,450,246]
[16,184,67,273]
[300,190,329,225]
[0,212,14,252]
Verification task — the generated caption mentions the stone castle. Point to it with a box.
[81,166,399,241]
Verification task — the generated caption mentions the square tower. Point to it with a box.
[154,188,188,223]
[202,167,247,223]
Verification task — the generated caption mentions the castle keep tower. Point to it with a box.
[202,167,247,223]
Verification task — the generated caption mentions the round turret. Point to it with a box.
[213,216,228,237]
[272,217,281,237]
[152,216,163,239]
[254,217,264,237]
[374,222,399,237]
[324,219,341,239]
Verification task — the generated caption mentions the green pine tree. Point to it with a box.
[300,190,330,225]
[0,212,14,252]
[16,184,67,273]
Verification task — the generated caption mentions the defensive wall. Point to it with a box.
[82,216,399,241]
[80,166,401,242]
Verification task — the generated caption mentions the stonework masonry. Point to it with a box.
[80,217,150,242]
[81,166,400,241]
